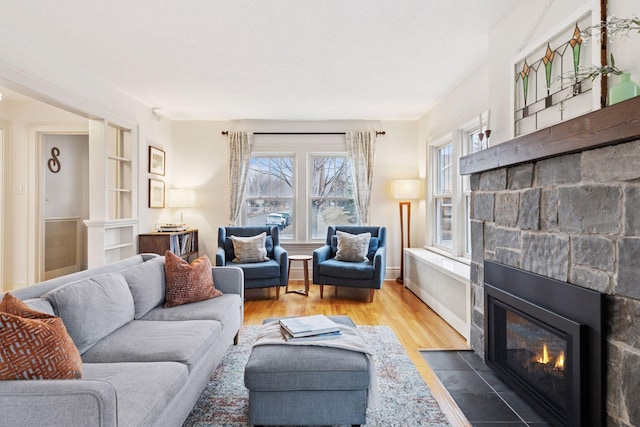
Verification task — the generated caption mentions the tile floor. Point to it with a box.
[421,350,552,426]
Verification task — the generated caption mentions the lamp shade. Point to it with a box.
[391,179,421,200]
[168,189,195,208]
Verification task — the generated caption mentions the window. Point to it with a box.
[429,114,484,258]
[244,156,294,239]
[241,135,360,242]
[434,142,453,249]
[310,156,357,239]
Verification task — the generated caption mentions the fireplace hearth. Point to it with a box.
[484,261,605,426]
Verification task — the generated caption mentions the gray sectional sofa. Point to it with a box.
[0,253,244,427]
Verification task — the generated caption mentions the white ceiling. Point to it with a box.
[0,1,521,121]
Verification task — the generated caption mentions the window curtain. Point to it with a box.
[227,131,251,225]
[346,131,376,225]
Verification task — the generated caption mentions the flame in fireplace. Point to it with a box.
[537,343,550,364]
[535,343,566,371]
[555,351,565,370]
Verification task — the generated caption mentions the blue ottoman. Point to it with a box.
[244,316,370,426]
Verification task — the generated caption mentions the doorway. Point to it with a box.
[42,133,89,280]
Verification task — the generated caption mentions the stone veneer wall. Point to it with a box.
[469,138,640,427]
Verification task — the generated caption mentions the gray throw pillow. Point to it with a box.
[335,230,371,262]
[121,257,166,319]
[44,273,135,354]
[231,232,269,263]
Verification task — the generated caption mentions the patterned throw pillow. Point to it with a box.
[230,232,269,263]
[164,251,223,308]
[0,293,83,380]
[335,230,371,262]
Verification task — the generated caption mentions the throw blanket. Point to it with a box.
[253,320,380,408]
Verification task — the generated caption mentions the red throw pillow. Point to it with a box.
[164,251,223,308]
[0,293,83,380]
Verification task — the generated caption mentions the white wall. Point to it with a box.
[488,0,639,145]
[0,81,172,287]
[2,0,636,286]
[419,0,639,248]
[43,134,88,218]
[171,119,419,276]
[1,100,87,287]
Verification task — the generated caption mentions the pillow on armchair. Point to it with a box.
[331,234,379,259]
[335,230,371,262]
[230,232,270,263]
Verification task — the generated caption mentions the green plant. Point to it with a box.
[560,16,639,84]
[580,53,623,81]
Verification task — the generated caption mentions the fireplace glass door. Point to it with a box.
[504,308,568,412]
[488,293,584,426]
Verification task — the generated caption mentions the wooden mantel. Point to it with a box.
[460,96,640,175]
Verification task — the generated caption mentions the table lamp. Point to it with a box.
[168,189,195,227]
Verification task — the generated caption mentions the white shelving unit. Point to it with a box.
[84,119,138,268]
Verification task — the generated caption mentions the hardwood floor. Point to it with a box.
[243,280,472,426]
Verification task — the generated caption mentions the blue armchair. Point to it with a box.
[216,226,288,299]
[313,225,386,302]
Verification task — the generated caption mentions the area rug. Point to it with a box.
[183,325,450,426]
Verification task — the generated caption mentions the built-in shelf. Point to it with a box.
[105,242,134,251]
[460,96,640,175]
[107,155,131,162]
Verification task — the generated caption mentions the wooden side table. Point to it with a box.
[286,255,312,296]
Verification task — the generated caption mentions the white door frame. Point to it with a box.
[27,123,88,285]
[0,120,10,292]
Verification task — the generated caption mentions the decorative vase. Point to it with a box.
[608,72,640,105]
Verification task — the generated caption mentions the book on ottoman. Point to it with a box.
[279,314,340,338]
[281,328,342,341]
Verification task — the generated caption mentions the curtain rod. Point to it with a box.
[221,131,386,136]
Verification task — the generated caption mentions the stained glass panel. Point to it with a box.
[514,11,596,137]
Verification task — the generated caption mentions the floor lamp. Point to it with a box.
[391,179,421,284]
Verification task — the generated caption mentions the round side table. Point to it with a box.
[286,255,312,296]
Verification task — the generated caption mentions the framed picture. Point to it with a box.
[149,179,165,208]
[149,146,165,175]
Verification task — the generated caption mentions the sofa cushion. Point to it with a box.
[0,293,82,380]
[231,232,270,263]
[80,319,222,371]
[83,362,187,427]
[22,298,56,315]
[335,230,371,262]
[232,259,281,280]
[121,257,166,319]
[142,293,242,326]
[317,258,374,280]
[44,273,135,354]
[164,252,222,308]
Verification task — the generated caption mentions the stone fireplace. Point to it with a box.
[461,96,640,426]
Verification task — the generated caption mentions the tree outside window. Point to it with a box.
[244,156,294,239]
[310,156,358,239]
